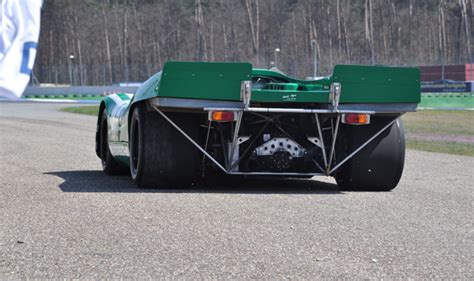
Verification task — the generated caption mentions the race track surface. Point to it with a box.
[1,103,473,279]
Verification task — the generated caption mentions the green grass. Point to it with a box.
[402,110,474,136]
[403,110,474,157]
[406,140,474,157]
[419,92,474,109]
[61,106,99,116]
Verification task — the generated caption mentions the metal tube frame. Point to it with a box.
[152,103,398,177]
[314,113,328,168]
[326,115,341,173]
[227,111,243,169]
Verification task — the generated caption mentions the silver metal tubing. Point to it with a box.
[201,121,213,175]
[327,115,341,173]
[228,120,271,172]
[228,111,244,168]
[329,117,399,175]
[204,107,375,114]
[307,154,325,174]
[228,172,326,176]
[151,97,416,113]
[247,107,375,114]
[152,105,228,173]
[330,118,336,162]
[315,114,328,168]
[204,107,244,112]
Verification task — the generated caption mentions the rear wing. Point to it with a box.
[136,62,420,112]
[331,65,420,103]
[157,61,252,101]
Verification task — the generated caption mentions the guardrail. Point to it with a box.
[23,86,139,97]
[421,81,473,93]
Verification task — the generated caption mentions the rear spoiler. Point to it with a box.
[331,65,421,103]
[157,61,252,101]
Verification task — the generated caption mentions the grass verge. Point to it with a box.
[61,106,99,116]
[419,92,474,109]
[406,140,474,157]
[403,110,473,157]
[402,110,474,136]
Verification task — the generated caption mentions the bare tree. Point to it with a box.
[35,0,473,84]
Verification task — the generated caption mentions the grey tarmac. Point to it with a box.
[0,103,473,279]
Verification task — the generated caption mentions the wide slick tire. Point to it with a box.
[335,116,405,191]
[129,105,198,188]
[99,109,128,175]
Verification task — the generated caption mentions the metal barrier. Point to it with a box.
[23,86,139,97]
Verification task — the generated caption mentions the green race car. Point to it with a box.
[96,61,420,190]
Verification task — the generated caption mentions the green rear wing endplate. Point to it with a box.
[157,61,252,101]
[331,65,421,103]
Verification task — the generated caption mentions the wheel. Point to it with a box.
[99,109,128,175]
[335,116,405,191]
[129,105,198,188]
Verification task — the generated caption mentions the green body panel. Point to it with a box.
[156,61,252,101]
[127,62,420,105]
[101,62,421,121]
[103,93,133,116]
[250,66,419,104]
[131,72,162,104]
[331,65,421,103]
[251,89,330,103]
[99,62,421,152]
[251,68,330,85]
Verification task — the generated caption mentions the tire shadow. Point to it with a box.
[45,170,342,195]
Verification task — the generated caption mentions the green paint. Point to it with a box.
[331,65,420,103]
[117,93,132,101]
[128,62,420,105]
[251,89,329,103]
[131,72,162,104]
[251,68,331,86]
[155,61,252,101]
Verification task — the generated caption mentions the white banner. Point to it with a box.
[0,0,42,99]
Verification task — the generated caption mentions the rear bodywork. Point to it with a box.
[97,61,420,177]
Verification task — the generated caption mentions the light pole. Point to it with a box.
[69,54,75,86]
[311,40,318,77]
[274,48,280,69]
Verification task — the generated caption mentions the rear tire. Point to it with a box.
[100,109,128,175]
[129,105,198,188]
[335,116,405,191]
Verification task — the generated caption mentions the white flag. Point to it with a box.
[0,0,42,99]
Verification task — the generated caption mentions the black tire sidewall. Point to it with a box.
[130,107,144,183]
[336,117,405,191]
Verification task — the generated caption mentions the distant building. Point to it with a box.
[419,64,473,82]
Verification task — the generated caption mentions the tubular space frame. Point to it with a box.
[151,103,398,177]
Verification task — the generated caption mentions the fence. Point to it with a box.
[23,86,139,97]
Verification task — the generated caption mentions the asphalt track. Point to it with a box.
[1,103,473,279]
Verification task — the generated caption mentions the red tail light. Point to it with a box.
[209,111,235,122]
[342,113,370,125]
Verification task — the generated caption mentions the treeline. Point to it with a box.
[35,0,473,85]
